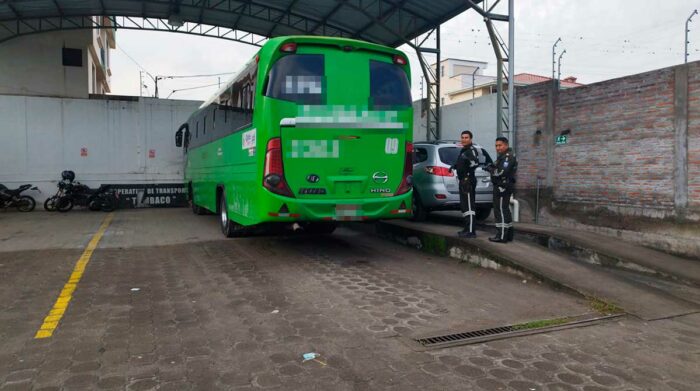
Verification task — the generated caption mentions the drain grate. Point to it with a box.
[415,325,515,347]
[411,313,624,349]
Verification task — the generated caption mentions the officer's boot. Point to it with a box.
[506,227,514,242]
[489,225,506,243]
[458,225,476,238]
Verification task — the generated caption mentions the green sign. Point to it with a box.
[556,135,568,145]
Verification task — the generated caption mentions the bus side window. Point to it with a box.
[196,122,199,138]
[204,116,207,135]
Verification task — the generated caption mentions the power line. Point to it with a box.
[160,72,236,79]
[166,83,220,99]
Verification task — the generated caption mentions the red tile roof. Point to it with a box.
[514,73,584,88]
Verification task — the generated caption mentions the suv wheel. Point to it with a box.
[412,193,428,222]
[475,206,492,221]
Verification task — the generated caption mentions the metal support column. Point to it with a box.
[414,26,441,141]
[468,0,515,150]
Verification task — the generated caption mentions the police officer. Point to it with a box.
[487,137,518,243]
[450,130,480,238]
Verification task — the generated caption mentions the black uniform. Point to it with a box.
[451,144,480,236]
[490,148,518,242]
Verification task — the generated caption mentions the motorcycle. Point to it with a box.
[55,182,118,213]
[44,180,70,211]
[0,184,38,212]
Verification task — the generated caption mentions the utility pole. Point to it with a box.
[686,9,698,63]
[154,76,163,98]
[420,75,424,100]
[557,50,566,88]
[552,37,562,81]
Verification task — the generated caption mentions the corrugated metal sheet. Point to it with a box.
[0,0,482,47]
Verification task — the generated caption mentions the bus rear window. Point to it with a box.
[265,54,324,105]
[370,60,411,108]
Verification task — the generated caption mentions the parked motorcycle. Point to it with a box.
[51,170,118,213]
[0,184,38,212]
[44,180,70,211]
[55,182,118,212]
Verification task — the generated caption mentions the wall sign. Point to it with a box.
[556,135,568,145]
[109,183,187,208]
[80,147,88,157]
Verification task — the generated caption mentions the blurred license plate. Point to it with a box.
[335,204,362,221]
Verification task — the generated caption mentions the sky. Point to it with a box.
[108,0,700,102]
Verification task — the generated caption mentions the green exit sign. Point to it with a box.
[556,135,568,145]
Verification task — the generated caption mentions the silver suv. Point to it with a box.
[412,141,494,221]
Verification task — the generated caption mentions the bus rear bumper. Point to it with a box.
[263,191,413,222]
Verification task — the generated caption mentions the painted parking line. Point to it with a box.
[34,213,114,339]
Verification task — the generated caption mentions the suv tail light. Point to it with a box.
[425,166,454,177]
[263,138,294,198]
[395,142,413,195]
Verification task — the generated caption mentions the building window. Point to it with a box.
[441,97,445,105]
[62,48,83,67]
[441,65,444,77]
[91,65,96,93]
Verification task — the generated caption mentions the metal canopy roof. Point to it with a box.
[0,0,483,47]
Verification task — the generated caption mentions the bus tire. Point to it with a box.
[220,193,247,237]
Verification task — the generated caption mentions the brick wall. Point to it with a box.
[514,82,549,190]
[516,62,699,219]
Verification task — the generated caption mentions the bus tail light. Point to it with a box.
[393,54,407,65]
[280,43,297,53]
[395,142,413,196]
[263,138,295,198]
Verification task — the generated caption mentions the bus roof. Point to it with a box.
[199,35,406,109]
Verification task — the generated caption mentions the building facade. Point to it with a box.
[0,17,115,99]
[431,58,583,106]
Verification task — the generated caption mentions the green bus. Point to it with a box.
[175,36,413,237]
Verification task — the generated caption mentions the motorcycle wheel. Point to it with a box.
[44,196,57,211]
[17,196,36,212]
[88,199,102,211]
[100,196,116,212]
[56,197,74,212]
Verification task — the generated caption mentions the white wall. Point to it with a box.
[412,94,498,158]
[0,95,201,201]
[0,31,95,98]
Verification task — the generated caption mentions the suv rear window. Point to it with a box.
[265,54,324,104]
[370,60,411,108]
[438,147,460,165]
[439,146,493,165]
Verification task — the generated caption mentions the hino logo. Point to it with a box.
[306,174,320,183]
[372,171,388,183]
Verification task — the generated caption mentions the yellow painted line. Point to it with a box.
[34,213,114,339]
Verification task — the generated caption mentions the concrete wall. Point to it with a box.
[0,31,93,98]
[0,95,201,201]
[515,62,700,223]
[413,94,498,158]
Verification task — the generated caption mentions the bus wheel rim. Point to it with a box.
[221,197,227,226]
